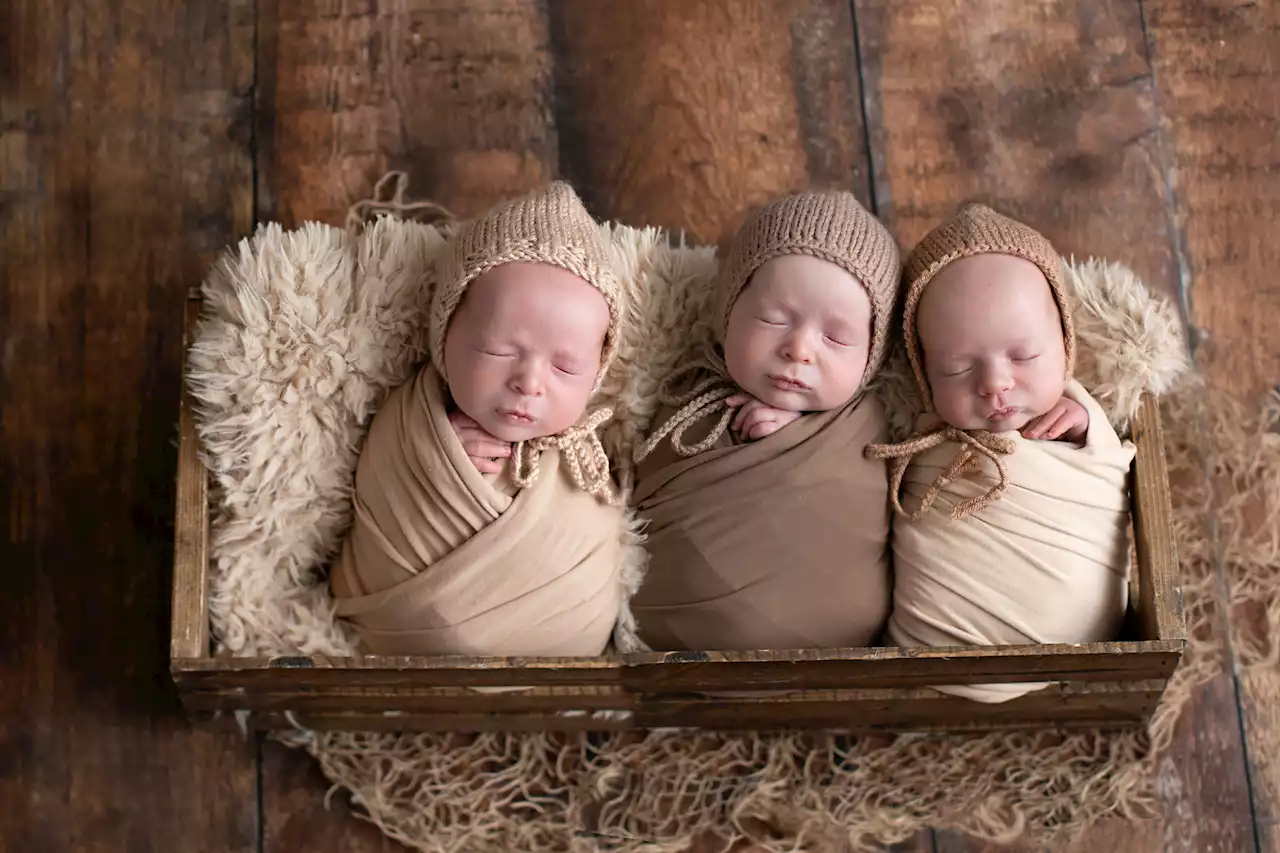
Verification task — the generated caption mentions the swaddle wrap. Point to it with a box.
[332,365,623,656]
[631,388,891,651]
[631,191,901,651]
[868,204,1135,702]
[887,379,1135,702]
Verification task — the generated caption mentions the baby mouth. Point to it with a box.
[988,406,1019,420]
[769,374,810,391]
[498,409,535,424]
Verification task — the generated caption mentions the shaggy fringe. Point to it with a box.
[187,213,1280,850]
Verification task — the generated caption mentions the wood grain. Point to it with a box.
[255,0,559,228]
[1143,0,1280,851]
[851,1,1253,851]
[0,1,259,851]
[170,297,210,660]
[1130,396,1187,641]
[855,0,1180,300]
[548,0,871,247]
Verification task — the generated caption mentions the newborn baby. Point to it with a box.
[629,191,902,652]
[868,203,1136,703]
[331,182,626,658]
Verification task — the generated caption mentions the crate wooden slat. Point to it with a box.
[171,296,1188,733]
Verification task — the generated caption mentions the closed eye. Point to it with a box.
[757,316,786,326]
[1012,354,1040,362]
[942,367,973,378]
[480,348,515,358]
[554,365,583,376]
[824,335,853,347]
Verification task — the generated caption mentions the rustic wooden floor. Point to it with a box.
[3,1,1278,851]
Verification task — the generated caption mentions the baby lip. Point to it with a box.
[498,408,534,422]
[769,374,809,390]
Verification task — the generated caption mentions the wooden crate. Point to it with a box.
[170,297,1187,734]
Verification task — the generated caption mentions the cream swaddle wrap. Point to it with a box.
[870,204,1136,703]
[332,182,627,657]
[632,191,901,652]
[888,378,1135,702]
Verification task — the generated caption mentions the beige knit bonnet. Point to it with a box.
[428,182,622,503]
[429,181,622,394]
[866,203,1075,522]
[901,202,1075,412]
[714,190,902,383]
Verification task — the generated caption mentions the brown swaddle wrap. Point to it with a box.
[868,204,1135,702]
[631,191,902,652]
[632,389,891,651]
[886,380,1135,702]
[332,181,627,657]
[332,366,622,656]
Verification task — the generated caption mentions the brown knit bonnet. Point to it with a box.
[429,181,622,395]
[635,191,900,464]
[902,203,1075,412]
[714,190,902,384]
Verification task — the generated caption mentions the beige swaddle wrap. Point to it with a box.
[888,379,1135,702]
[869,203,1136,702]
[332,365,623,656]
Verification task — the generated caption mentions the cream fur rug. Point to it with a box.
[184,207,1280,852]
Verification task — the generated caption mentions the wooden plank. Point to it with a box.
[0,1,259,851]
[547,0,872,248]
[170,297,211,660]
[851,1,1255,851]
[184,681,1162,735]
[255,0,560,228]
[1142,1,1280,851]
[253,2,564,849]
[1130,395,1188,641]
[171,641,1182,697]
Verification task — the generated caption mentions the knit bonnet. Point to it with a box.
[429,181,621,393]
[902,203,1075,412]
[714,190,902,383]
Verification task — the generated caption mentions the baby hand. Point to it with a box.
[1020,396,1089,444]
[447,412,512,474]
[726,394,803,442]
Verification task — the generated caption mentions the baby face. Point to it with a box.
[723,254,873,412]
[443,262,611,442]
[916,254,1067,432]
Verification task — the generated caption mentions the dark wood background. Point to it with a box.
[3,1,1278,851]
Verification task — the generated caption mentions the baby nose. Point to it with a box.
[782,332,815,364]
[509,363,547,396]
[978,365,1014,396]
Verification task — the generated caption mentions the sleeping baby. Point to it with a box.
[629,190,902,652]
[867,203,1136,703]
[331,182,626,658]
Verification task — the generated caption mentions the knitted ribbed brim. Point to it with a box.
[902,203,1074,411]
[714,190,902,383]
[430,182,620,391]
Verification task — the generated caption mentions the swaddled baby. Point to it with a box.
[630,191,902,652]
[331,182,626,658]
[868,204,1137,703]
